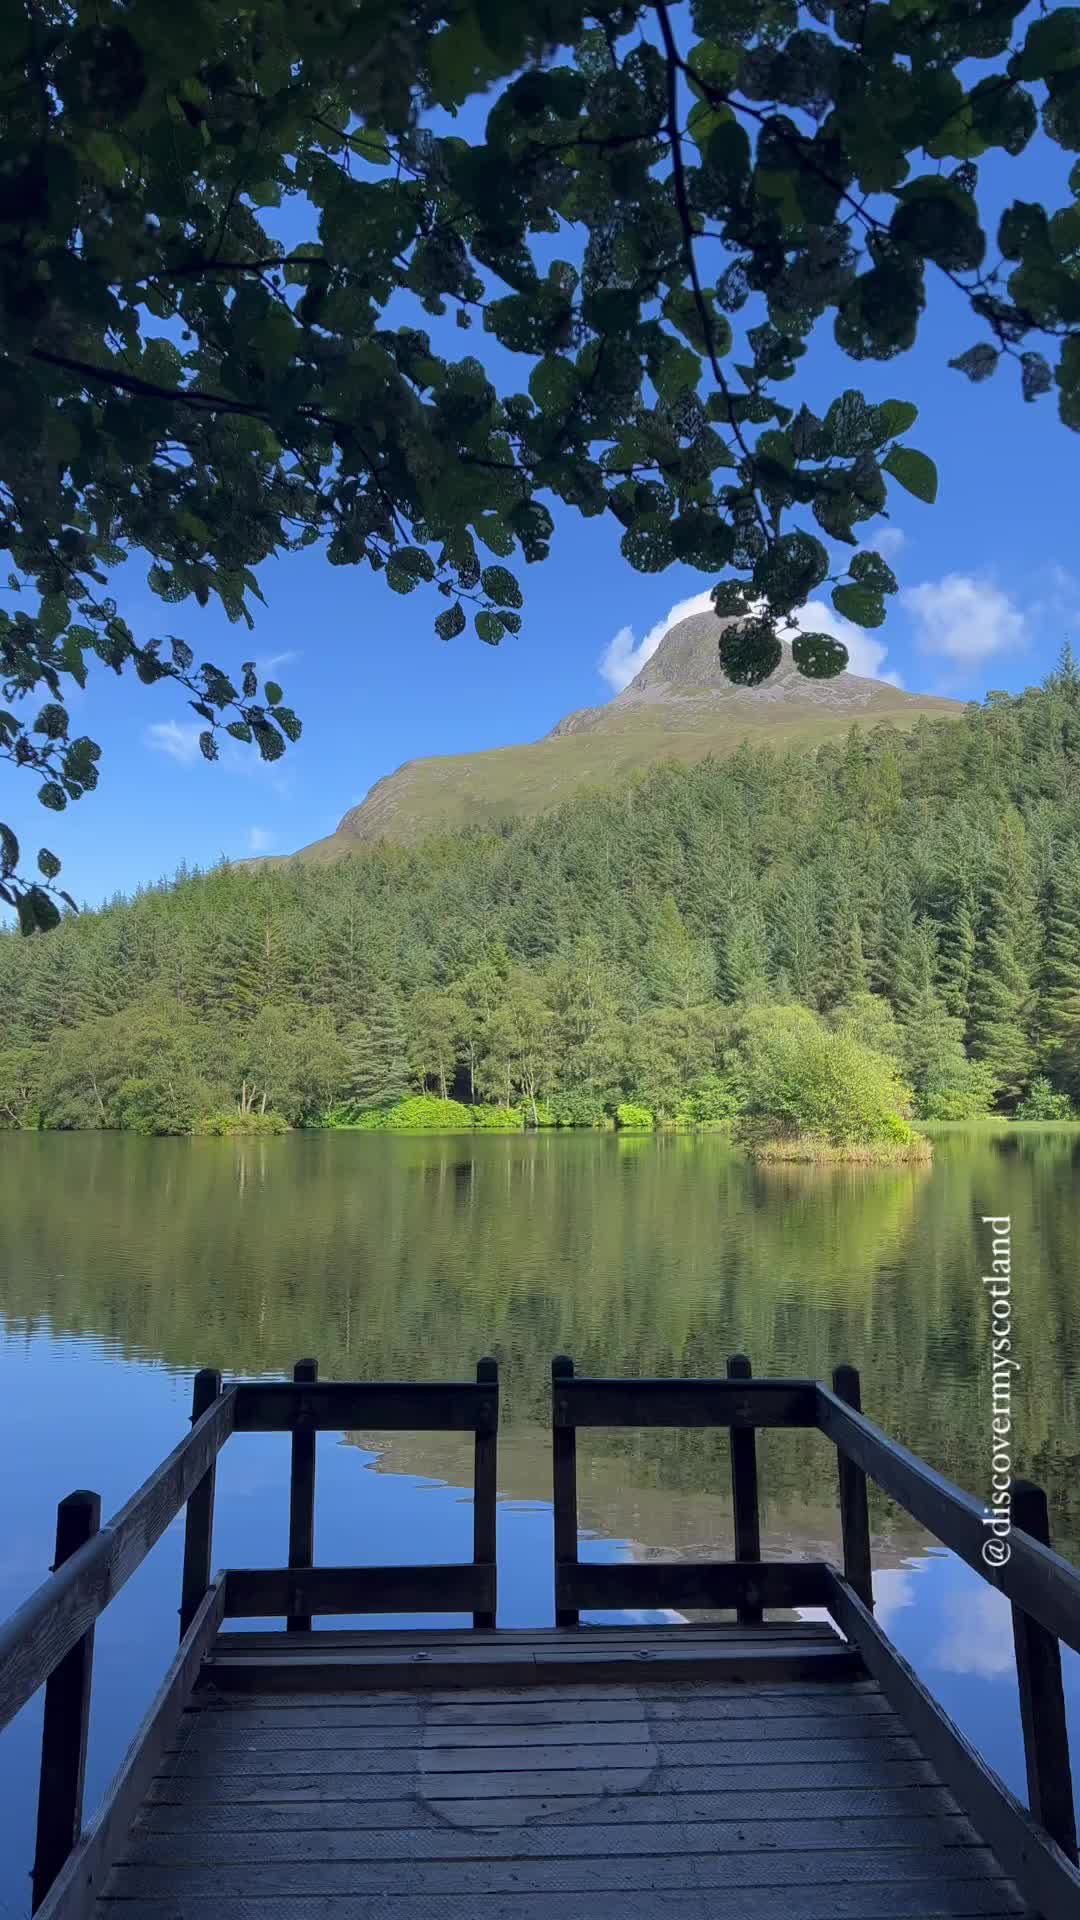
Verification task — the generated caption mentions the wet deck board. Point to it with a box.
[90,1625,1035,1920]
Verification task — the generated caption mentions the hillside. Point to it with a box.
[292,611,963,858]
[4,664,1079,1141]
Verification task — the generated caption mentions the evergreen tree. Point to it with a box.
[1039,850,1080,1096]
[716,895,771,1004]
[934,890,977,1023]
[343,987,409,1109]
[646,896,715,1010]
[767,868,822,1006]
[968,850,1035,1105]
[874,875,916,1004]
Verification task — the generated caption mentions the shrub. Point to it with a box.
[471,1104,524,1130]
[913,1060,998,1121]
[385,1095,473,1130]
[732,1004,916,1148]
[616,1102,654,1130]
[548,1090,609,1129]
[676,1071,745,1128]
[200,1110,288,1136]
[1015,1077,1076,1121]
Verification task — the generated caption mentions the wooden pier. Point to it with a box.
[2,1355,1079,1920]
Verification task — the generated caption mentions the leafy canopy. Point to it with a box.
[3,0,1078,923]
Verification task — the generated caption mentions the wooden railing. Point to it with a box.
[0,1359,499,1912]
[552,1353,1080,1920]
[4,1351,1079,1920]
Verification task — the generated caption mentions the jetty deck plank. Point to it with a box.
[89,1626,1035,1920]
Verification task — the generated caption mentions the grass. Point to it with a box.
[285,698,963,857]
[748,1133,934,1165]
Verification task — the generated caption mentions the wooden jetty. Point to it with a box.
[2,1354,1079,1920]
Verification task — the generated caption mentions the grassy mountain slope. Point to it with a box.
[293,611,963,858]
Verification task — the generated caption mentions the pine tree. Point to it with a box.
[646,895,715,1009]
[968,848,1035,1104]
[717,894,771,1003]
[934,890,977,1022]
[874,874,916,1005]
[343,986,409,1108]
[767,868,822,1005]
[818,867,869,1008]
[1039,849,1080,1095]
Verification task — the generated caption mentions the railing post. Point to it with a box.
[31,1490,101,1911]
[473,1357,499,1630]
[833,1365,874,1611]
[552,1355,579,1628]
[727,1355,762,1625]
[288,1358,318,1633]
[179,1368,222,1639]
[1010,1479,1078,1861]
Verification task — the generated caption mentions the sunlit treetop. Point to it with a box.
[2,0,1079,924]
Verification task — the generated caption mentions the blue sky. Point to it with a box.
[4,32,1078,907]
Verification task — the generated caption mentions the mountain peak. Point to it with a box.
[286,610,963,860]
[549,610,893,739]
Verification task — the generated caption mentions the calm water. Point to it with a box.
[0,1127,1078,1914]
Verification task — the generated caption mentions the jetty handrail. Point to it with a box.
[0,1384,238,1739]
[552,1352,1079,1897]
[817,1380,1080,1657]
[7,1358,500,1911]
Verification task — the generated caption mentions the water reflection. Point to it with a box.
[0,1126,1077,1912]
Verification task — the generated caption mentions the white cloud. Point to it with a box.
[256,649,301,675]
[789,600,902,686]
[144,720,202,764]
[861,525,907,560]
[599,591,715,692]
[902,574,1028,664]
[600,588,903,694]
[246,826,275,854]
[931,1583,1014,1679]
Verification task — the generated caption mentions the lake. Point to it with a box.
[0,1126,1078,1915]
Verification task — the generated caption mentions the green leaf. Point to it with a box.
[37,847,61,879]
[0,823,18,872]
[264,680,283,706]
[850,550,898,595]
[754,531,829,612]
[890,178,985,272]
[435,603,466,642]
[475,611,505,645]
[949,343,999,383]
[20,885,60,933]
[883,445,939,504]
[688,97,732,147]
[480,566,522,608]
[875,400,919,440]
[1021,352,1053,402]
[60,630,88,689]
[718,618,782,686]
[528,356,578,412]
[791,632,848,679]
[832,583,886,628]
[1015,10,1080,80]
[475,515,515,558]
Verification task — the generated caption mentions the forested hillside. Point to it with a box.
[3,658,1080,1136]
